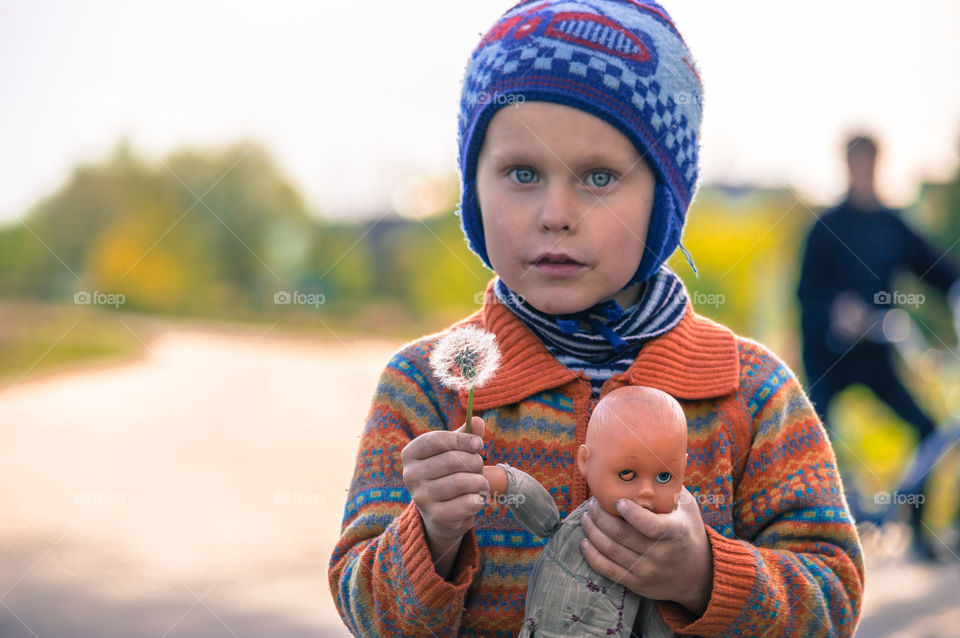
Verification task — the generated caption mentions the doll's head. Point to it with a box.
[577,385,687,516]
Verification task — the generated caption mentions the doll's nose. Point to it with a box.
[636,482,654,500]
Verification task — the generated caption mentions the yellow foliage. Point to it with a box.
[830,386,916,492]
[668,188,807,359]
[86,208,188,310]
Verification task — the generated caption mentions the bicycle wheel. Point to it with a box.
[917,423,960,560]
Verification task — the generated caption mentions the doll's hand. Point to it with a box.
[482,464,508,499]
[579,487,713,616]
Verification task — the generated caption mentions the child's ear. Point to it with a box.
[577,444,591,476]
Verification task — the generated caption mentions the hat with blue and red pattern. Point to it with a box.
[457,0,702,284]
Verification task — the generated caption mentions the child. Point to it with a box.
[482,385,687,637]
[328,1,865,636]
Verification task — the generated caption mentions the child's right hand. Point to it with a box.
[401,416,490,545]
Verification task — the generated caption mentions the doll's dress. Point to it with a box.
[496,463,672,638]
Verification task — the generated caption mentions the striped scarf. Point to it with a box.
[494,266,689,397]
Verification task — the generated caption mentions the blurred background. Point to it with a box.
[1,1,959,636]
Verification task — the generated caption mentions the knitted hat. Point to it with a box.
[456,0,702,285]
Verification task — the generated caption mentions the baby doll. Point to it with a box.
[482,385,688,637]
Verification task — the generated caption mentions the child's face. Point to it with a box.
[577,421,686,516]
[475,101,656,315]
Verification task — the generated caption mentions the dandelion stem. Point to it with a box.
[466,386,475,435]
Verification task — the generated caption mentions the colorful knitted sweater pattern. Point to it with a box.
[328,280,865,637]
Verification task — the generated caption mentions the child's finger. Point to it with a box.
[580,537,643,596]
[401,429,482,463]
[417,450,484,481]
[424,472,489,503]
[615,498,674,541]
[423,491,487,534]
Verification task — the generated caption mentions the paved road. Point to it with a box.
[0,325,376,637]
[855,526,960,638]
[0,325,956,637]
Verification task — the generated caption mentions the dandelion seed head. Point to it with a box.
[429,325,501,391]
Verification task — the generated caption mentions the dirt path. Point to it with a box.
[0,327,395,637]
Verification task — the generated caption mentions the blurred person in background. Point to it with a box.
[797,133,960,561]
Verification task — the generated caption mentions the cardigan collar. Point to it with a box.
[453,279,740,410]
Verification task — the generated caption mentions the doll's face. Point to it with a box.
[577,421,686,516]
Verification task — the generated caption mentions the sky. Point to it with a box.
[1,0,959,223]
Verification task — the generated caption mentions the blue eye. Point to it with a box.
[656,472,672,484]
[585,170,614,188]
[618,470,636,481]
[511,167,538,184]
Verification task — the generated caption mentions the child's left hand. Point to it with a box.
[579,487,713,616]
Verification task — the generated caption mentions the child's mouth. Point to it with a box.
[533,252,585,276]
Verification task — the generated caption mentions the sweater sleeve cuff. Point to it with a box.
[397,500,480,607]
[657,525,757,636]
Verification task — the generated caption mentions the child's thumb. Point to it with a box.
[454,416,486,440]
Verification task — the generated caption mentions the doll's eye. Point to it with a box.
[585,170,615,188]
[510,167,538,184]
[618,469,636,481]
[656,472,672,484]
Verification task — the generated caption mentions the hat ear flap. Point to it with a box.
[627,181,683,287]
[458,180,493,269]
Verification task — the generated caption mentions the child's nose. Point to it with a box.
[538,183,579,233]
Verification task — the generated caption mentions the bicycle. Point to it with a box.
[826,303,960,562]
